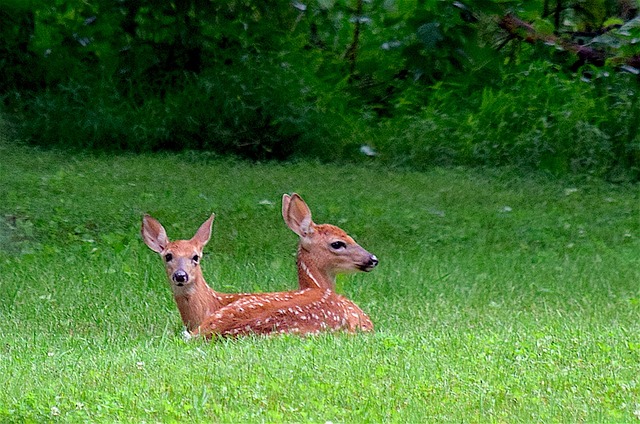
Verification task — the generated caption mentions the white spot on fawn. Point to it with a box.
[300,260,321,288]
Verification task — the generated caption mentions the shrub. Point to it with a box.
[374,62,639,179]
[1,0,639,180]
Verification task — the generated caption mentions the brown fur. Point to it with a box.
[142,193,378,338]
[194,193,377,338]
[141,214,249,331]
[195,288,372,337]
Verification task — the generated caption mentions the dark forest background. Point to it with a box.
[1,0,639,180]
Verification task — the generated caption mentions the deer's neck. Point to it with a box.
[173,274,224,331]
[297,245,335,290]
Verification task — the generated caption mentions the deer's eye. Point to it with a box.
[192,255,200,262]
[164,253,173,262]
[330,241,347,250]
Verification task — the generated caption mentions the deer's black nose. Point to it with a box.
[173,270,188,284]
[358,255,379,272]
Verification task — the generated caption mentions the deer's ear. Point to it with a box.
[283,193,314,237]
[142,215,169,253]
[282,193,292,224]
[192,214,215,247]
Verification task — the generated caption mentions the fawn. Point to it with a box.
[142,194,378,338]
[141,214,249,332]
[282,193,378,290]
[193,193,378,337]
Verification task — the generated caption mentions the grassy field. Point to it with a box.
[0,141,639,422]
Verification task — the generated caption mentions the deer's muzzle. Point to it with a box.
[173,270,189,285]
[358,254,378,272]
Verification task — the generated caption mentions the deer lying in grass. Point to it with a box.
[141,214,249,332]
[193,193,378,337]
[282,193,378,290]
[142,193,378,337]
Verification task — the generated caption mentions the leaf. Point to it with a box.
[417,22,443,51]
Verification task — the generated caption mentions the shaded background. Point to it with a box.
[1,0,639,179]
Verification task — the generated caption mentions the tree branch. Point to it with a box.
[498,13,606,66]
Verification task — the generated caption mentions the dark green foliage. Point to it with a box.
[376,62,639,178]
[2,0,337,157]
[0,0,639,178]
[0,1,43,92]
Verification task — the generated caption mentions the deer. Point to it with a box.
[141,214,251,332]
[282,193,378,290]
[142,193,378,338]
[192,193,378,338]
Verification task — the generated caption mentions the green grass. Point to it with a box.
[0,141,639,422]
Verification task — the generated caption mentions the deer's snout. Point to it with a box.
[173,270,189,285]
[359,254,379,272]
